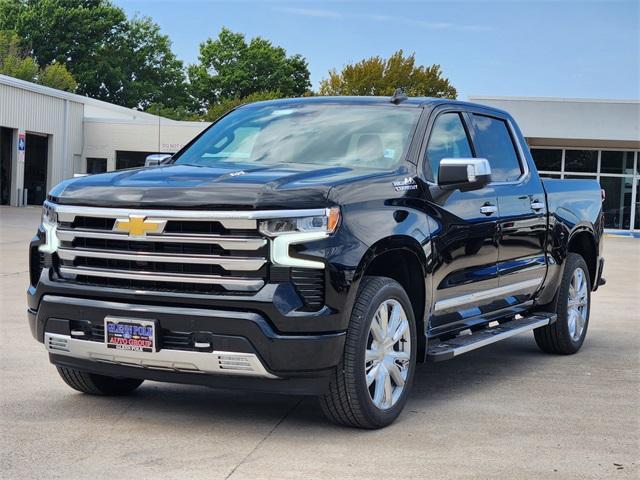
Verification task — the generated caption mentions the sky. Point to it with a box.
[112,0,639,101]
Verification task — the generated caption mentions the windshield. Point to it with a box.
[173,104,421,170]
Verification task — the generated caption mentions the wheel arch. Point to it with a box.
[567,228,597,287]
[352,235,430,362]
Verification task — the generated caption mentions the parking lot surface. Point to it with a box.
[1,206,638,479]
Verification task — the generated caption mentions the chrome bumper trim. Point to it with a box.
[45,333,279,379]
[58,266,265,291]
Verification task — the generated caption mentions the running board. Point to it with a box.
[427,313,557,362]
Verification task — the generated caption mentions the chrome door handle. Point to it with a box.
[480,204,497,216]
[530,201,545,211]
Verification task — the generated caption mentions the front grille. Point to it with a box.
[53,206,268,295]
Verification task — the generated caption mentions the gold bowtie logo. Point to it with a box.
[113,215,166,237]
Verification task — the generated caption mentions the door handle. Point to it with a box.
[480,204,497,216]
[530,200,545,211]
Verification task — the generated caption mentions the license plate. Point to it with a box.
[105,317,156,353]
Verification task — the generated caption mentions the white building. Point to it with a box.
[0,74,209,206]
[1,75,639,233]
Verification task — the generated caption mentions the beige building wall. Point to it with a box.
[82,119,210,171]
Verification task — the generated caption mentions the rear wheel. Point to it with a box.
[57,367,144,395]
[320,276,417,429]
[534,253,591,354]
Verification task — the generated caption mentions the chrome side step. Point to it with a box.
[427,313,556,362]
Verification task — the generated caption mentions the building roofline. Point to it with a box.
[468,95,640,105]
[0,74,177,122]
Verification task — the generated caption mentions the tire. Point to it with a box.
[320,276,417,429]
[56,367,144,395]
[534,253,591,354]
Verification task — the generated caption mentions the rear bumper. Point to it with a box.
[29,294,346,395]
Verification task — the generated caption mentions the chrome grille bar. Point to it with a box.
[57,248,266,271]
[56,229,267,250]
[59,266,264,291]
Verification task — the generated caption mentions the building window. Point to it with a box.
[600,176,633,230]
[600,151,634,174]
[531,148,562,171]
[116,151,160,170]
[86,157,107,174]
[564,149,598,173]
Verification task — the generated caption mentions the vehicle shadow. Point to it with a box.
[24,334,589,432]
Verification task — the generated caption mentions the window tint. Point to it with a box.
[425,113,472,181]
[472,115,522,182]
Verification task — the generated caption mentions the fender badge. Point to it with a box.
[393,177,418,191]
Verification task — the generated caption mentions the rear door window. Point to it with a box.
[425,112,473,182]
[472,115,522,182]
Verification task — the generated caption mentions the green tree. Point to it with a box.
[319,50,457,99]
[0,29,76,91]
[188,28,311,110]
[39,62,77,91]
[1,0,188,109]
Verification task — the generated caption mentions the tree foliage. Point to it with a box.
[319,50,457,99]
[1,0,187,109]
[188,28,310,111]
[0,29,76,91]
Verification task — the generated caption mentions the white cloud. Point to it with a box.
[275,7,343,19]
[276,7,489,32]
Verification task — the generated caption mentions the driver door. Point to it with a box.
[421,109,500,331]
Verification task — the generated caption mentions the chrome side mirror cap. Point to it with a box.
[145,154,172,167]
[438,158,492,191]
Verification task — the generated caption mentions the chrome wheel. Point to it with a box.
[364,299,411,410]
[567,267,589,341]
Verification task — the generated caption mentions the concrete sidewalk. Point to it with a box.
[1,206,638,479]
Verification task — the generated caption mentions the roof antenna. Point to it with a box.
[390,87,408,104]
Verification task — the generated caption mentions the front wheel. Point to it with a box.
[320,276,417,429]
[57,367,144,395]
[534,253,591,354]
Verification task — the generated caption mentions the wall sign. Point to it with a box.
[17,131,25,163]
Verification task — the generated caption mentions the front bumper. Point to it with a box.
[29,295,346,395]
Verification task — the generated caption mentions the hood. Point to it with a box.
[49,163,393,209]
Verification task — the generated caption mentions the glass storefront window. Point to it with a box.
[565,175,597,179]
[531,148,562,171]
[600,151,635,174]
[565,150,598,173]
[600,176,633,229]
[539,173,561,179]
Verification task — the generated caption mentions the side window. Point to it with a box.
[425,113,473,182]
[472,114,522,182]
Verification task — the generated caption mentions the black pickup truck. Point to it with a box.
[28,95,605,428]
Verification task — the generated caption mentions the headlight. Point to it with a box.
[261,207,340,269]
[259,207,340,236]
[39,202,59,254]
[41,202,58,227]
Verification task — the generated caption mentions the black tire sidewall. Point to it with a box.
[350,279,417,427]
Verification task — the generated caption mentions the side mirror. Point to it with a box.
[145,153,172,167]
[438,158,491,191]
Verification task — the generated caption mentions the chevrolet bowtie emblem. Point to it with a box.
[113,215,166,237]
